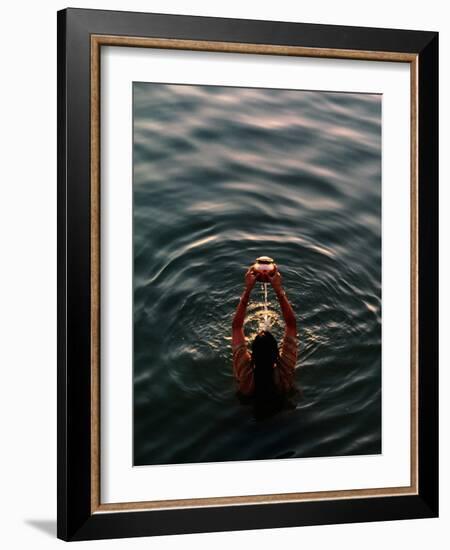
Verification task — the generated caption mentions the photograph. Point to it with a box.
[132,82,382,466]
[54,5,439,542]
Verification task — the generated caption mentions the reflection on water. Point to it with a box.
[133,82,381,466]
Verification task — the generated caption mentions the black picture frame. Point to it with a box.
[57,7,438,542]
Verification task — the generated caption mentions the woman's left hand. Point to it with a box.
[244,267,257,290]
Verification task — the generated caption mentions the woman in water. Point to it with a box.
[231,264,298,417]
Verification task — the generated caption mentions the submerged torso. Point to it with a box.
[232,332,299,419]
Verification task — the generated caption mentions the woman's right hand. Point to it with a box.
[244,266,258,290]
[269,265,283,292]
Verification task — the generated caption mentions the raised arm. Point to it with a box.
[268,267,297,337]
[231,267,257,346]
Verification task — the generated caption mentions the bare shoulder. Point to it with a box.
[278,329,298,384]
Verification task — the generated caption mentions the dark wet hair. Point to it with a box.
[251,330,284,418]
[251,330,279,375]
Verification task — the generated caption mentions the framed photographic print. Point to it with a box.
[57,8,438,541]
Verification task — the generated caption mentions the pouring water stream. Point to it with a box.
[261,282,269,331]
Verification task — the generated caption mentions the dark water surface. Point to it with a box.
[133,82,381,466]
